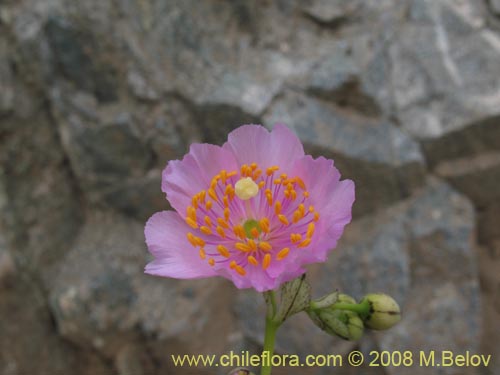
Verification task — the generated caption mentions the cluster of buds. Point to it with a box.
[307,292,401,341]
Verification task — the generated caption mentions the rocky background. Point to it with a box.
[0,0,499,374]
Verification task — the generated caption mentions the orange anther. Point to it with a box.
[208,258,215,266]
[217,217,229,229]
[259,241,272,251]
[247,255,259,266]
[278,214,289,225]
[216,226,226,238]
[250,227,260,238]
[262,254,271,270]
[298,238,312,248]
[276,247,290,260]
[204,216,212,227]
[200,226,212,235]
[307,223,315,238]
[235,265,246,276]
[208,188,218,202]
[205,200,213,210]
[275,201,282,215]
[199,248,206,259]
[217,245,230,258]
[235,242,251,252]
[186,217,199,229]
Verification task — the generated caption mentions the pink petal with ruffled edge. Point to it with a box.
[162,143,238,214]
[222,124,305,172]
[290,155,355,263]
[145,211,217,279]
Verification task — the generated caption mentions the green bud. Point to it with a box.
[308,309,364,341]
[360,293,401,330]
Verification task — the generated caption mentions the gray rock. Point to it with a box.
[490,0,500,15]
[0,236,15,288]
[45,16,120,102]
[302,0,361,25]
[391,0,500,139]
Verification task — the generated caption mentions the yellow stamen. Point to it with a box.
[258,181,265,189]
[220,170,227,184]
[187,233,197,247]
[217,218,229,229]
[266,165,279,176]
[275,201,282,215]
[262,254,271,270]
[194,237,205,247]
[240,164,249,176]
[187,206,196,221]
[291,190,297,200]
[217,245,230,258]
[204,216,212,227]
[274,179,282,185]
[235,265,246,276]
[250,227,260,238]
[208,258,215,266]
[230,260,237,269]
[216,226,226,238]
[250,162,258,171]
[253,169,262,180]
[200,226,212,235]
[307,223,315,238]
[227,171,237,178]
[276,247,290,260]
[280,173,288,180]
[210,175,220,189]
[308,205,315,213]
[233,225,246,239]
[248,239,257,251]
[191,196,199,209]
[259,218,270,233]
[224,207,230,221]
[292,211,302,224]
[259,241,272,252]
[223,195,229,208]
[290,233,302,243]
[278,214,289,225]
[205,200,213,210]
[247,255,259,266]
[186,217,198,229]
[303,191,310,198]
[199,190,206,202]
[235,242,251,252]
[314,212,320,222]
[199,248,206,259]
[295,177,306,190]
[298,204,305,215]
[235,177,259,200]
[208,188,218,202]
[298,238,312,248]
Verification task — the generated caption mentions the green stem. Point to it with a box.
[332,300,371,317]
[261,316,279,375]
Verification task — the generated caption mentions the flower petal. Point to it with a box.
[144,211,217,279]
[222,124,305,172]
[291,155,355,262]
[162,143,238,214]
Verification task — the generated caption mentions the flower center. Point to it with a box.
[184,163,320,277]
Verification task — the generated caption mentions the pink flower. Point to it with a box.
[145,124,355,292]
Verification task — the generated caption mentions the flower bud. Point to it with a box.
[360,293,401,330]
[309,309,364,341]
